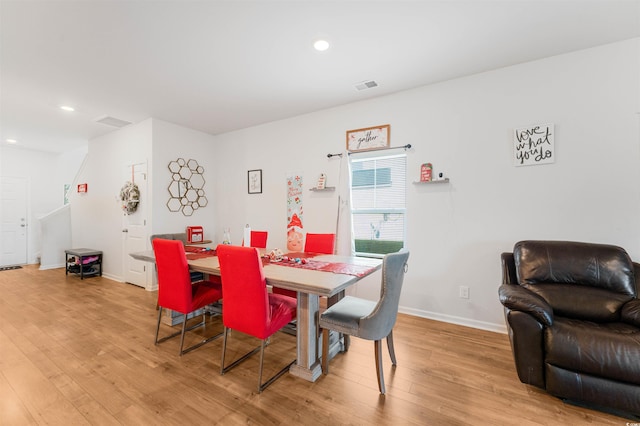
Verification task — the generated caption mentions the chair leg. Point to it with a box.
[156,309,193,345]
[220,327,261,375]
[386,330,397,366]
[322,327,329,375]
[220,328,294,392]
[154,307,163,344]
[375,340,385,394]
[344,334,351,352]
[257,337,296,393]
[178,313,188,356]
[181,313,223,356]
[257,339,266,393]
[220,327,229,375]
[156,308,221,355]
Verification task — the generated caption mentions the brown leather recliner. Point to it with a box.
[499,240,640,417]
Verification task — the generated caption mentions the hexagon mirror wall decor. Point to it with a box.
[166,158,207,216]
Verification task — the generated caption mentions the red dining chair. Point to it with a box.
[304,233,336,254]
[152,239,223,356]
[150,233,216,285]
[272,233,336,299]
[250,230,268,249]
[216,244,297,393]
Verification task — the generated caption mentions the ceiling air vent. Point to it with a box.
[94,115,132,128]
[354,80,378,91]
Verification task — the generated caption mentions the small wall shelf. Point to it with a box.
[412,178,450,185]
[309,187,336,192]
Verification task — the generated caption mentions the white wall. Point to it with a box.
[214,39,640,331]
[70,119,152,280]
[1,145,86,264]
[39,204,71,269]
[151,119,218,239]
[69,117,218,282]
[56,146,89,192]
[213,107,352,248]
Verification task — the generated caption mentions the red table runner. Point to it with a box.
[185,247,268,264]
[185,246,217,260]
[268,252,377,278]
[183,248,377,277]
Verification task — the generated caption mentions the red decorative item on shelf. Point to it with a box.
[186,226,204,243]
[420,163,432,182]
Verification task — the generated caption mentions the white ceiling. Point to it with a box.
[2,0,639,154]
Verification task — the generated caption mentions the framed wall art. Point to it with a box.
[346,124,390,152]
[513,123,554,167]
[166,158,208,216]
[248,169,262,194]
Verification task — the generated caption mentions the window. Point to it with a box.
[352,168,391,188]
[350,152,406,257]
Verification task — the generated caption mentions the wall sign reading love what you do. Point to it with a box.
[514,123,554,166]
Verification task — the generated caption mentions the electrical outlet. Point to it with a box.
[459,285,470,299]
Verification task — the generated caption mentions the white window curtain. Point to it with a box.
[335,151,354,256]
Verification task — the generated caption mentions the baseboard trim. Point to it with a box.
[399,306,507,334]
[107,274,157,292]
[39,263,65,270]
[102,273,120,282]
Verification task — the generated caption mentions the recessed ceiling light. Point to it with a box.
[6,139,17,144]
[313,39,330,52]
[60,105,75,112]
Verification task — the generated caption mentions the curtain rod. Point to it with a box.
[327,144,412,158]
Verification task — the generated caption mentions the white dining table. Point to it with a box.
[130,248,382,382]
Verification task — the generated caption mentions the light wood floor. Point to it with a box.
[0,265,629,425]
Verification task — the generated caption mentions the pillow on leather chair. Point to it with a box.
[527,283,632,322]
[514,241,636,321]
[514,241,635,294]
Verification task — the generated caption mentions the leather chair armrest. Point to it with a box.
[504,310,546,388]
[501,252,517,285]
[622,299,640,327]
[499,284,553,326]
[634,262,640,294]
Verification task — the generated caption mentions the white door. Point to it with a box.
[122,163,149,288]
[0,176,28,267]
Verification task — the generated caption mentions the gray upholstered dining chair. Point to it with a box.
[319,249,410,394]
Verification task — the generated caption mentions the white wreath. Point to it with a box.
[119,181,140,215]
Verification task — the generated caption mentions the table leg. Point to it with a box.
[326,290,349,353]
[288,291,323,382]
